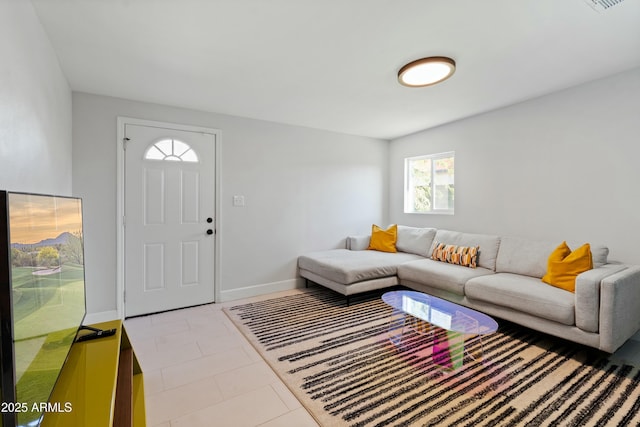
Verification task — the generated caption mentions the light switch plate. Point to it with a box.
[233,195,245,207]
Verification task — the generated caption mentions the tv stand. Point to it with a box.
[41,320,145,427]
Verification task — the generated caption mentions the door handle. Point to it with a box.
[206,229,214,235]
[207,217,213,223]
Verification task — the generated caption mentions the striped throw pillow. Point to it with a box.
[431,241,479,268]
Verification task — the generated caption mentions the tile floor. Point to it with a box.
[124,296,320,427]
[124,292,640,427]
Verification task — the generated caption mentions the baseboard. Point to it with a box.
[84,310,120,325]
[220,278,305,302]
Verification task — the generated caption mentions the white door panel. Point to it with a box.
[124,124,215,317]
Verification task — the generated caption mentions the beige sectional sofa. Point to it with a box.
[298,226,640,353]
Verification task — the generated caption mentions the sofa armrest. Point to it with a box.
[575,264,627,332]
[347,234,370,251]
[598,266,640,353]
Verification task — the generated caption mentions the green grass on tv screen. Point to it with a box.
[11,263,85,426]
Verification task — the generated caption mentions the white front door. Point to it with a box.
[124,123,216,317]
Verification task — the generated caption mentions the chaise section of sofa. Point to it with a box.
[298,226,435,302]
[298,249,424,299]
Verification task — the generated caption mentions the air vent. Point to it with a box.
[583,0,625,11]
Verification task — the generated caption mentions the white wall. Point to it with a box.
[390,68,640,265]
[0,1,72,194]
[72,93,388,315]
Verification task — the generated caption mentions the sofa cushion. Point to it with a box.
[465,273,575,325]
[396,226,436,257]
[398,259,495,296]
[298,249,423,285]
[586,242,608,267]
[347,235,370,250]
[496,237,609,278]
[430,230,500,271]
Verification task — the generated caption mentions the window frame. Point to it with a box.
[403,151,455,215]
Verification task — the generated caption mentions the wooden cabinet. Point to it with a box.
[42,320,146,427]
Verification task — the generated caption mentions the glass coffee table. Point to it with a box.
[382,290,498,370]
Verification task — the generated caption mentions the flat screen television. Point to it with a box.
[0,191,86,427]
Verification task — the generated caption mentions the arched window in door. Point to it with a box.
[144,138,199,162]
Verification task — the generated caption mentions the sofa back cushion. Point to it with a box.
[496,237,609,278]
[430,230,500,271]
[396,226,436,257]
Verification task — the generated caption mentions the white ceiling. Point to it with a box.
[31,0,640,140]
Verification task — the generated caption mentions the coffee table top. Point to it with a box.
[382,290,498,335]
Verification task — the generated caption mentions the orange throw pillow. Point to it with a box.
[367,224,398,253]
[431,241,479,268]
[541,241,593,292]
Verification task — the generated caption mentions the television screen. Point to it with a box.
[0,191,86,427]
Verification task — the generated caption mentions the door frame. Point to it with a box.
[116,116,221,319]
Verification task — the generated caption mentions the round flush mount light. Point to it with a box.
[398,56,456,87]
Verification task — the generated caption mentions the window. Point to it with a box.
[144,138,199,162]
[404,152,454,214]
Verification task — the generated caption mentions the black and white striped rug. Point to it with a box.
[224,287,640,426]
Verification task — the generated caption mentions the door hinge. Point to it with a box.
[123,137,130,150]
[122,215,126,227]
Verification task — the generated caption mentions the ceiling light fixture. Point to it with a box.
[398,56,456,87]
